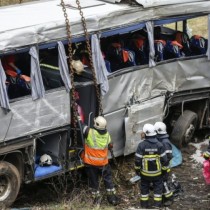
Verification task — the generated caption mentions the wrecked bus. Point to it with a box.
[0,0,210,207]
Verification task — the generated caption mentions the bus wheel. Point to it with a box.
[0,161,21,208]
[171,110,198,149]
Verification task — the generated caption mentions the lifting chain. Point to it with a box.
[60,0,78,146]
[75,0,103,116]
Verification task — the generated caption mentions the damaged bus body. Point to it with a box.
[0,0,210,207]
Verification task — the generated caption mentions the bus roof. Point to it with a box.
[105,0,209,8]
[0,0,210,52]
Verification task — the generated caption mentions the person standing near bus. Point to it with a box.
[79,115,120,206]
[154,121,173,206]
[135,123,169,209]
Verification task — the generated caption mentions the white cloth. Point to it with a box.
[207,14,210,60]
[0,59,10,110]
[146,21,156,67]
[58,41,71,92]
[91,34,109,96]
[29,46,45,100]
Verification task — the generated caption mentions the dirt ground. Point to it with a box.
[11,138,210,210]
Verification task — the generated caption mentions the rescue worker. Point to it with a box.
[203,136,210,160]
[154,121,173,206]
[135,123,169,209]
[80,115,120,206]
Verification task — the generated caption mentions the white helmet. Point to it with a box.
[94,116,107,130]
[72,60,84,74]
[143,123,157,136]
[154,122,167,134]
[39,154,52,166]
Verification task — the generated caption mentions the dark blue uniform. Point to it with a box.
[157,134,173,202]
[135,136,169,208]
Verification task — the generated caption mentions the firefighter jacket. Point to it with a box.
[135,136,169,177]
[203,139,210,159]
[83,127,111,166]
[156,134,173,164]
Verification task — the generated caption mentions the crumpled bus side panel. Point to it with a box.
[151,57,210,96]
[103,57,210,156]
[124,96,165,156]
[0,89,70,142]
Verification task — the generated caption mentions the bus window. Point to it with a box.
[2,53,31,100]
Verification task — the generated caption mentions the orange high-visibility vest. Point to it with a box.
[83,128,111,166]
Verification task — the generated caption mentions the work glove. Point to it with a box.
[108,143,113,150]
[163,172,169,182]
[134,165,141,176]
[16,69,22,75]
[162,168,170,182]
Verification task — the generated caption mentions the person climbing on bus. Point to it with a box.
[1,54,22,76]
[79,115,120,206]
[135,123,169,209]
[154,121,173,206]
[1,54,31,98]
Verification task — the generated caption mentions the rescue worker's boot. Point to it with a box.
[106,189,120,206]
[91,191,102,206]
[163,196,173,207]
[107,194,120,206]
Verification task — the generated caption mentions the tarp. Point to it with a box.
[0,0,210,52]
[170,144,182,168]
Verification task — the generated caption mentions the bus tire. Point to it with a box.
[171,110,198,149]
[0,161,21,208]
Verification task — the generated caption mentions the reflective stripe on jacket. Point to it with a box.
[83,128,111,166]
[135,136,168,177]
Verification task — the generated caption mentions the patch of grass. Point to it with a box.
[0,0,33,6]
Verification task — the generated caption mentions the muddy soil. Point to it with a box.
[12,142,210,210]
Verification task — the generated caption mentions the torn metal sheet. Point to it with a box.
[103,57,210,115]
[135,0,208,8]
[0,89,70,142]
[98,0,121,3]
[124,95,165,156]
[1,0,210,52]
[101,56,210,156]
[105,108,127,157]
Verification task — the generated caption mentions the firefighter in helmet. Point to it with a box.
[80,115,120,206]
[135,123,169,209]
[154,121,173,206]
